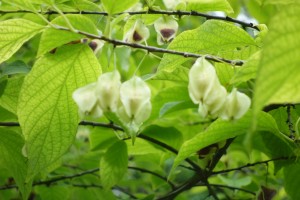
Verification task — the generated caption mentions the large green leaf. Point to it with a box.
[149,85,191,121]
[253,5,300,114]
[0,128,32,199]
[284,163,300,199]
[158,20,256,73]
[100,140,128,189]
[101,0,139,14]
[0,76,24,114]
[185,0,233,14]
[169,111,282,176]
[18,44,101,179]
[0,19,44,64]
[38,15,99,56]
[36,185,70,200]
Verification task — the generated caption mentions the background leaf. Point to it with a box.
[0,76,24,114]
[38,14,99,56]
[0,128,32,199]
[284,162,300,199]
[0,19,44,64]
[101,0,139,14]
[100,140,128,189]
[185,0,234,14]
[18,44,101,179]
[253,5,300,113]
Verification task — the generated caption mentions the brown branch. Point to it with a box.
[51,24,244,66]
[0,9,259,30]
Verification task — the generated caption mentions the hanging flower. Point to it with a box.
[154,16,178,45]
[188,57,218,105]
[124,19,150,44]
[96,71,121,112]
[220,88,251,120]
[119,76,152,126]
[205,83,227,118]
[72,83,103,118]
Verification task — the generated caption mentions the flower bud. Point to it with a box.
[154,16,178,45]
[188,57,218,105]
[124,20,150,44]
[119,76,151,125]
[96,71,121,112]
[220,88,251,120]
[72,83,103,118]
[88,39,105,55]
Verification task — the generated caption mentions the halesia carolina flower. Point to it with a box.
[154,16,178,45]
[124,20,149,44]
[220,88,251,120]
[204,83,227,118]
[96,70,121,112]
[72,83,103,118]
[119,76,152,125]
[188,57,218,105]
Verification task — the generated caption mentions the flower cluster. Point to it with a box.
[188,57,251,120]
[124,16,178,45]
[72,71,152,134]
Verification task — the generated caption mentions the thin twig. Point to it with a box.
[210,184,256,196]
[211,156,295,175]
[286,105,296,139]
[128,166,176,189]
[0,9,259,30]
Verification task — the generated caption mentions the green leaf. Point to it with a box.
[149,85,190,121]
[126,138,164,155]
[38,14,99,56]
[100,140,128,189]
[0,19,44,64]
[0,60,30,77]
[158,20,256,73]
[169,111,280,176]
[18,44,101,179]
[185,0,234,14]
[143,125,183,149]
[102,0,139,14]
[230,51,260,85]
[36,185,70,200]
[253,5,300,114]
[0,76,24,114]
[0,128,32,199]
[152,66,189,82]
[284,162,300,199]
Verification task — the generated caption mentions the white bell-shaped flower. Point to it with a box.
[119,76,151,125]
[188,57,218,105]
[124,19,150,44]
[220,88,251,120]
[205,83,227,117]
[154,16,178,45]
[96,71,121,112]
[72,83,103,118]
